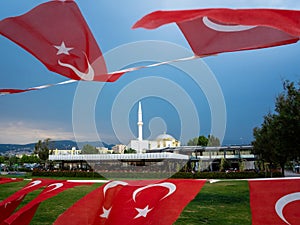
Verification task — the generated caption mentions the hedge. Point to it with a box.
[171,171,283,179]
[32,170,105,178]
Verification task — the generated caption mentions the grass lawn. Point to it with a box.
[175,181,251,225]
[0,179,251,225]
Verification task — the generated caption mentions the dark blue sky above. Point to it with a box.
[0,0,299,145]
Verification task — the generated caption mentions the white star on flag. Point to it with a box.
[54,41,73,55]
[134,205,153,219]
[100,207,111,219]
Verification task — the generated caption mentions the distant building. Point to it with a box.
[127,101,180,153]
[51,147,81,155]
[96,147,113,154]
[111,144,127,154]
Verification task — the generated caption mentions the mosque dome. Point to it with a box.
[156,133,175,141]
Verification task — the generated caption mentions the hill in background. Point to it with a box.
[0,140,114,155]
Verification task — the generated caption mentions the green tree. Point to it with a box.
[197,135,208,146]
[81,144,98,154]
[208,135,221,146]
[124,148,137,154]
[187,137,198,146]
[219,158,231,172]
[253,114,283,175]
[20,154,40,164]
[34,138,53,161]
[239,160,247,172]
[0,156,5,164]
[275,81,300,159]
[253,81,300,176]
[8,155,19,167]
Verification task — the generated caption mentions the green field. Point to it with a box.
[0,179,251,225]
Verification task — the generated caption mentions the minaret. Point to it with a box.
[137,101,143,141]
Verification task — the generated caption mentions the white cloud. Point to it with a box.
[0,120,118,145]
[0,121,75,144]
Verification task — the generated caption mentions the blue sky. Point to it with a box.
[0,0,299,145]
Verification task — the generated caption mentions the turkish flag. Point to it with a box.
[0,179,57,223]
[2,181,92,225]
[249,179,300,225]
[0,178,23,185]
[0,0,124,82]
[54,179,206,225]
[54,180,129,225]
[106,179,206,225]
[133,8,300,56]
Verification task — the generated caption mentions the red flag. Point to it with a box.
[0,178,23,185]
[0,0,124,82]
[54,179,206,225]
[54,180,128,225]
[249,179,300,225]
[0,205,40,225]
[133,8,300,56]
[0,179,57,223]
[2,181,92,225]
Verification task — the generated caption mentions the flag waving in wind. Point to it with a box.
[0,0,124,82]
[54,179,206,225]
[133,8,300,56]
[2,180,92,225]
[249,179,300,225]
[0,179,57,223]
[0,178,22,185]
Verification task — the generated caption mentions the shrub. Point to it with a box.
[32,170,105,178]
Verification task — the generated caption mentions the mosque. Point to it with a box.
[127,102,181,153]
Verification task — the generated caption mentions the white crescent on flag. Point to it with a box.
[23,180,42,190]
[133,8,300,58]
[275,192,300,225]
[100,181,129,219]
[132,182,176,202]
[58,58,95,81]
[44,183,64,193]
[103,181,129,197]
[202,16,256,32]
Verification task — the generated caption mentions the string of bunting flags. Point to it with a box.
[0,177,300,224]
[0,0,299,95]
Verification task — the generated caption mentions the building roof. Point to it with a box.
[156,133,175,141]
